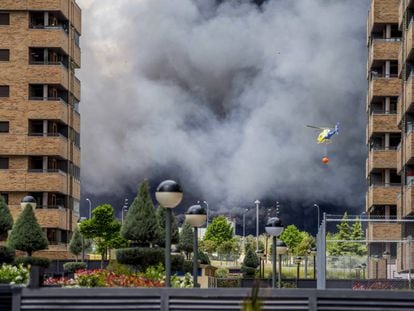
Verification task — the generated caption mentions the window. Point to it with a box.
[0,157,9,169]
[0,86,9,97]
[0,49,9,61]
[0,13,10,26]
[0,122,9,133]
[0,193,8,204]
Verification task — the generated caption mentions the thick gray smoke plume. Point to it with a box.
[78,0,369,210]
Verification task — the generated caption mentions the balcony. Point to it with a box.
[399,0,414,27]
[399,130,414,169]
[397,95,403,126]
[401,185,414,217]
[72,76,80,100]
[403,74,414,115]
[73,1,82,33]
[73,43,81,68]
[9,206,73,231]
[28,64,69,90]
[72,179,80,199]
[368,39,400,70]
[29,28,69,56]
[366,184,400,209]
[27,98,68,122]
[2,0,71,21]
[367,148,397,175]
[0,169,68,193]
[367,0,399,37]
[396,240,414,273]
[26,135,68,158]
[367,77,400,105]
[368,114,399,138]
[73,111,80,133]
[367,222,402,241]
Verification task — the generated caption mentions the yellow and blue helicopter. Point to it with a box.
[306,122,340,144]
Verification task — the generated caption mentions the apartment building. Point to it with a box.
[0,0,81,259]
[366,0,402,278]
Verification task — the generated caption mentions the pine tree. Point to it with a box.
[178,221,194,260]
[336,212,351,255]
[8,205,48,256]
[121,180,157,246]
[350,217,367,256]
[155,206,179,247]
[69,226,91,261]
[0,195,13,239]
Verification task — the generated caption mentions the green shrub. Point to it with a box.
[171,254,184,271]
[116,247,163,271]
[198,251,210,265]
[241,266,257,277]
[0,264,29,285]
[75,270,105,287]
[182,260,193,273]
[63,262,87,273]
[0,246,15,264]
[217,278,240,287]
[215,267,228,278]
[241,249,259,277]
[14,256,50,269]
[142,264,164,281]
[106,260,134,276]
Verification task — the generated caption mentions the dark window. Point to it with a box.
[0,86,9,97]
[0,157,9,169]
[0,13,10,26]
[0,122,9,133]
[0,49,9,61]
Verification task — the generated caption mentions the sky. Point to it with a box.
[76,0,370,232]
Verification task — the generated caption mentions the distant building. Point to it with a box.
[0,1,82,259]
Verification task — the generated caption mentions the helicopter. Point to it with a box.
[306,122,340,144]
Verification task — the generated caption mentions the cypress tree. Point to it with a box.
[8,205,48,256]
[0,195,13,239]
[155,206,179,247]
[350,217,367,256]
[336,212,351,254]
[121,180,157,246]
[178,221,194,260]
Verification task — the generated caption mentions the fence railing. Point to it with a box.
[4,286,414,311]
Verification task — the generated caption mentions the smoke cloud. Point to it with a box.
[77,0,369,214]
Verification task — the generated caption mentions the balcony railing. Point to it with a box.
[27,169,67,175]
[28,132,67,138]
[29,96,68,104]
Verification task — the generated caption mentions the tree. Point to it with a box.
[203,216,233,247]
[69,226,91,261]
[350,217,367,256]
[155,206,179,247]
[121,180,158,246]
[241,248,260,277]
[8,205,48,256]
[0,195,12,240]
[178,221,193,260]
[217,239,238,260]
[295,232,315,256]
[80,204,121,268]
[199,239,217,254]
[336,212,352,255]
[280,225,302,254]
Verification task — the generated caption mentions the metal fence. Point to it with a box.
[3,286,414,311]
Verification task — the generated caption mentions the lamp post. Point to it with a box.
[86,198,92,219]
[383,250,390,280]
[242,208,248,254]
[371,255,380,280]
[314,204,320,227]
[79,217,87,262]
[254,200,260,253]
[276,240,287,288]
[361,263,367,279]
[185,204,207,287]
[155,180,183,287]
[21,195,37,210]
[121,198,129,224]
[308,247,317,280]
[294,256,302,288]
[265,216,284,288]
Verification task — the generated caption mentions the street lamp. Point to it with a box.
[308,247,317,280]
[294,256,302,288]
[276,240,288,288]
[314,204,320,227]
[371,255,380,280]
[185,204,207,288]
[155,180,183,287]
[78,216,87,262]
[86,198,92,219]
[242,208,249,254]
[383,250,390,280]
[265,216,284,288]
[361,263,367,279]
[254,200,260,253]
[121,198,129,224]
[21,195,37,210]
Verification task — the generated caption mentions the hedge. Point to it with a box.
[63,262,87,273]
[14,256,50,269]
[116,247,164,271]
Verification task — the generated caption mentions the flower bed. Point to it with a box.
[0,264,29,285]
